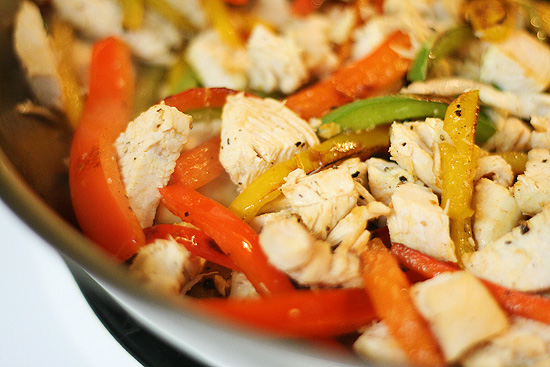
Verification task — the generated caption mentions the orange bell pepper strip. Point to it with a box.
[194,288,376,338]
[163,87,242,112]
[159,183,295,296]
[69,37,145,262]
[144,224,240,270]
[285,30,412,120]
[391,243,550,325]
[290,0,328,16]
[361,239,445,367]
[169,136,224,188]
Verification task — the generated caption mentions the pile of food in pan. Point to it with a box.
[13,0,550,365]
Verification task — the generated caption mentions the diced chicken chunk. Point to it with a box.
[473,178,522,250]
[353,321,408,367]
[464,204,550,291]
[388,182,456,262]
[185,30,248,90]
[483,116,532,153]
[128,237,205,295]
[463,316,550,367]
[513,149,550,216]
[219,93,319,189]
[367,157,416,205]
[474,155,515,188]
[229,272,259,299]
[284,15,339,77]
[246,24,307,94]
[249,0,291,29]
[259,217,363,288]
[280,159,366,240]
[530,115,550,150]
[13,1,63,111]
[389,119,447,194]
[480,29,550,94]
[115,103,192,228]
[411,271,509,363]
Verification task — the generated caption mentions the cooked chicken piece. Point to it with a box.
[353,321,408,367]
[13,1,63,112]
[121,10,185,66]
[284,15,339,78]
[325,5,357,45]
[411,271,509,363]
[402,77,550,119]
[219,93,319,190]
[128,237,205,295]
[229,271,259,299]
[249,0,291,29]
[462,316,550,367]
[474,155,514,188]
[185,30,248,90]
[464,204,550,291]
[258,216,362,288]
[473,178,523,250]
[513,149,550,216]
[52,0,184,65]
[115,103,192,228]
[246,24,307,94]
[480,29,550,94]
[389,119,448,193]
[280,159,367,240]
[387,182,456,262]
[530,115,550,150]
[351,15,401,61]
[483,115,532,153]
[367,157,416,205]
[162,0,209,29]
[52,0,122,40]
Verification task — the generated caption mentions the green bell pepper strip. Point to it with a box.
[228,126,390,221]
[320,94,495,144]
[407,25,474,82]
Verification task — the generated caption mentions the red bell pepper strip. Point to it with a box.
[391,243,550,325]
[159,183,295,296]
[169,136,224,188]
[285,30,412,120]
[194,288,376,338]
[361,239,445,367]
[69,37,145,262]
[222,0,248,5]
[144,224,239,270]
[290,0,328,16]
[163,87,241,112]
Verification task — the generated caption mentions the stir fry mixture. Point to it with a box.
[13,0,550,365]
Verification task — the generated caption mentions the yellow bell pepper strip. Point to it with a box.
[285,30,412,120]
[50,18,84,129]
[229,125,390,222]
[118,0,145,30]
[407,25,474,82]
[144,0,195,31]
[69,37,145,262]
[439,90,479,265]
[463,0,516,41]
[391,243,550,325]
[144,224,240,271]
[497,151,528,175]
[361,239,445,367]
[194,288,376,338]
[290,0,328,16]
[202,0,243,47]
[523,0,550,39]
[159,183,295,296]
[320,94,496,144]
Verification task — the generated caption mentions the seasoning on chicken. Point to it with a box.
[219,93,319,190]
[367,157,417,205]
[464,204,550,292]
[115,103,192,228]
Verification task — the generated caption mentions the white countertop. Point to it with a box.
[0,200,142,367]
